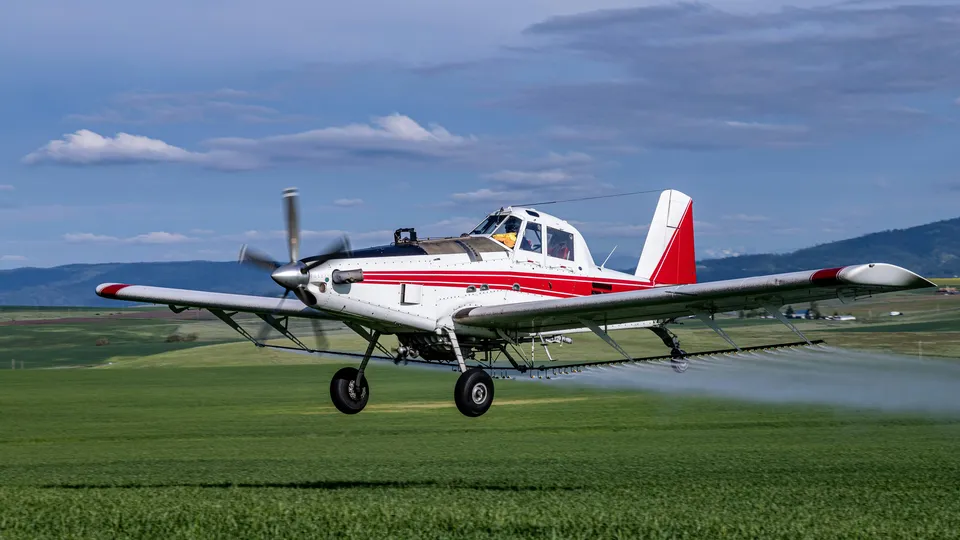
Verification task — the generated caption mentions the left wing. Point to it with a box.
[95,283,330,318]
[453,263,935,333]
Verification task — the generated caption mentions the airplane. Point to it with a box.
[95,188,936,417]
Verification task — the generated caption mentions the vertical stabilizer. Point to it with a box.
[635,190,696,285]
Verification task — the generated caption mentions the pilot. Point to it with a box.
[492,219,520,248]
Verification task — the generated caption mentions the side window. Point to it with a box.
[547,228,575,261]
[519,222,542,253]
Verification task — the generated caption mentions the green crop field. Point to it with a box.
[3,363,960,539]
[1,290,960,538]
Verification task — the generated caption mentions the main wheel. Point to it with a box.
[330,367,369,414]
[454,368,494,417]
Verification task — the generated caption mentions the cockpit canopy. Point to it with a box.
[468,207,586,265]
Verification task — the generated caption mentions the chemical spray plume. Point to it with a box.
[546,345,960,416]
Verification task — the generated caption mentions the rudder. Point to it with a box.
[635,189,696,285]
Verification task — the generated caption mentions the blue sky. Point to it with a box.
[2,0,959,269]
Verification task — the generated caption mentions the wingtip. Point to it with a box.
[96,283,132,297]
[838,263,937,290]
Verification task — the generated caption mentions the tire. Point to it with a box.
[454,368,494,417]
[330,366,369,414]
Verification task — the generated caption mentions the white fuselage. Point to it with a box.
[300,206,657,338]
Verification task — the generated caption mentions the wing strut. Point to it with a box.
[693,312,741,351]
[578,318,632,361]
[499,345,526,372]
[764,305,812,345]
[209,309,266,347]
[256,313,309,350]
[344,321,396,358]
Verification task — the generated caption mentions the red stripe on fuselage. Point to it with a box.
[363,279,578,298]
[364,270,653,286]
[362,270,655,297]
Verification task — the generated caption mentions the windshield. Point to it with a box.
[491,216,523,249]
[470,214,505,235]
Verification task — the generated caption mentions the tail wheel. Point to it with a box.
[330,366,369,414]
[454,368,494,417]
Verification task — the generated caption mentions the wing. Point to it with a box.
[95,283,330,319]
[453,263,935,333]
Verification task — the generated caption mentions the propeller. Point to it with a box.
[238,187,352,350]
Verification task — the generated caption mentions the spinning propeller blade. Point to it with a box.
[233,187,352,351]
[238,245,282,272]
[310,319,329,351]
[304,234,353,271]
[283,187,300,263]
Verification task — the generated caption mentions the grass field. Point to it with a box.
[1,290,960,538]
[2,363,960,539]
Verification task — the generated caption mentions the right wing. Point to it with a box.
[95,283,330,319]
[453,263,935,333]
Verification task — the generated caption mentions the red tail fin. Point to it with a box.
[635,190,697,285]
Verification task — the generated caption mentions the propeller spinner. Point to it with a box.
[237,187,352,350]
[238,187,351,298]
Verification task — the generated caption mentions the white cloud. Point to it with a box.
[517,2,960,149]
[23,130,207,166]
[63,231,195,244]
[724,121,808,133]
[0,255,26,261]
[128,232,194,244]
[703,248,745,258]
[539,151,594,167]
[573,221,650,237]
[543,125,620,142]
[723,213,770,223]
[63,233,120,242]
[426,216,485,234]
[483,168,577,186]
[24,114,477,171]
[694,220,716,230]
[0,185,13,191]
[451,188,519,203]
[333,198,364,207]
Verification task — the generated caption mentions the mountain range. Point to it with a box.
[1,216,957,306]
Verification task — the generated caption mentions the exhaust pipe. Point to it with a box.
[332,269,364,284]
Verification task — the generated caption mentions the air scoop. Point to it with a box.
[272,261,310,290]
[332,269,364,284]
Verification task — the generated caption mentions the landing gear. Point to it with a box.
[330,328,380,415]
[330,366,369,414]
[447,329,495,417]
[454,368,494,417]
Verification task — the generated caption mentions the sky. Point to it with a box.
[2,0,959,269]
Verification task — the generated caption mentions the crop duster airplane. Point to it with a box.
[96,188,935,417]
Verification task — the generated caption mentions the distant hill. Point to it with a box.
[0,261,278,307]
[692,216,960,282]
[1,216,957,306]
